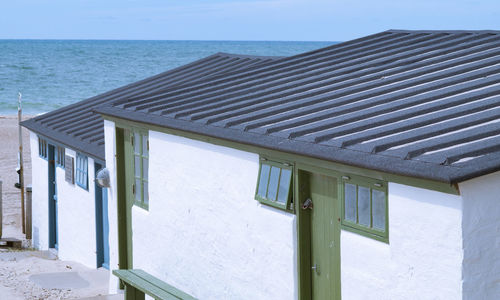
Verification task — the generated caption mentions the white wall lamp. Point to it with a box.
[95,168,111,188]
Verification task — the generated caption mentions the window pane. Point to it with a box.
[135,179,141,202]
[372,190,386,231]
[142,158,148,180]
[134,132,141,154]
[143,135,148,157]
[277,169,292,204]
[143,181,149,205]
[358,186,370,227]
[257,164,271,198]
[344,183,356,222]
[134,156,141,178]
[267,166,280,201]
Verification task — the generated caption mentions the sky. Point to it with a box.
[1,0,499,41]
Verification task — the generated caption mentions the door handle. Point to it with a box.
[312,263,320,275]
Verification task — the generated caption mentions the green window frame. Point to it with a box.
[55,146,65,168]
[255,158,293,211]
[38,137,48,159]
[341,175,388,242]
[132,130,149,210]
[76,153,88,190]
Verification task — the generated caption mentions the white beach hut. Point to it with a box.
[94,30,500,299]
[21,53,280,270]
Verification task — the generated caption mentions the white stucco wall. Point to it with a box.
[28,131,98,268]
[459,171,500,299]
[128,130,296,300]
[102,122,487,299]
[30,131,49,250]
[341,183,463,300]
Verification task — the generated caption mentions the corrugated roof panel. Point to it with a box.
[21,53,283,160]
[95,30,500,183]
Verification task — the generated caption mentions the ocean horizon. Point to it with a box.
[0,39,335,115]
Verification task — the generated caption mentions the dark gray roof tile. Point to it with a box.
[21,53,283,160]
[95,30,500,183]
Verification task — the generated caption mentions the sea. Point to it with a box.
[0,40,334,115]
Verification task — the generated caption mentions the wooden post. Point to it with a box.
[0,180,3,239]
[18,93,25,234]
[26,185,32,240]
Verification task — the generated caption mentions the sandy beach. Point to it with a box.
[0,115,117,300]
[0,115,32,240]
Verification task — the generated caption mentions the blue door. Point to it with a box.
[48,145,58,249]
[95,163,110,269]
[102,186,110,269]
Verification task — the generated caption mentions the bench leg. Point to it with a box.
[125,284,145,300]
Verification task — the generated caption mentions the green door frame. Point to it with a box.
[116,127,133,272]
[296,163,342,300]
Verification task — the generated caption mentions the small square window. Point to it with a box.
[38,137,48,159]
[132,130,149,210]
[56,146,65,168]
[342,176,388,242]
[255,159,293,211]
[75,153,88,190]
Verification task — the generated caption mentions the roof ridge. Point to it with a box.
[214,52,285,60]
[387,29,500,34]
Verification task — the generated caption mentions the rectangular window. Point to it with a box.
[75,153,88,190]
[38,137,48,159]
[56,146,65,168]
[342,175,388,242]
[132,130,149,209]
[255,158,293,211]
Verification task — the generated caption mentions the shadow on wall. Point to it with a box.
[389,183,461,210]
[33,226,39,248]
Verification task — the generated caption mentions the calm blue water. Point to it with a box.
[0,40,334,115]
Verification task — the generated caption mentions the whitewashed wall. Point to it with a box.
[459,171,500,299]
[28,131,98,268]
[56,148,97,268]
[30,131,49,250]
[341,183,463,300]
[103,122,495,299]
[122,130,297,300]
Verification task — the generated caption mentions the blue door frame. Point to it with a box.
[95,162,110,269]
[48,145,58,249]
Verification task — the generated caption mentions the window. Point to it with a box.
[75,153,88,190]
[255,158,293,211]
[342,175,388,242]
[56,146,65,168]
[38,137,47,159]
[132,130,149,209]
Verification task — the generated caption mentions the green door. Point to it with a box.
[302,171,341,300]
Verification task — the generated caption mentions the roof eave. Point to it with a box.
[21,117,105,162]
[94,106,469,184]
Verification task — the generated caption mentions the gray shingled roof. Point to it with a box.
[96,30,500,184]
[21,53,282,160]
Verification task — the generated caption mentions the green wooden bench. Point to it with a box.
[113,269,197,300]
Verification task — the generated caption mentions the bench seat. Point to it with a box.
[113,269,196,300]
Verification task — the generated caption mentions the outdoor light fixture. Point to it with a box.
[95,168,111,188]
